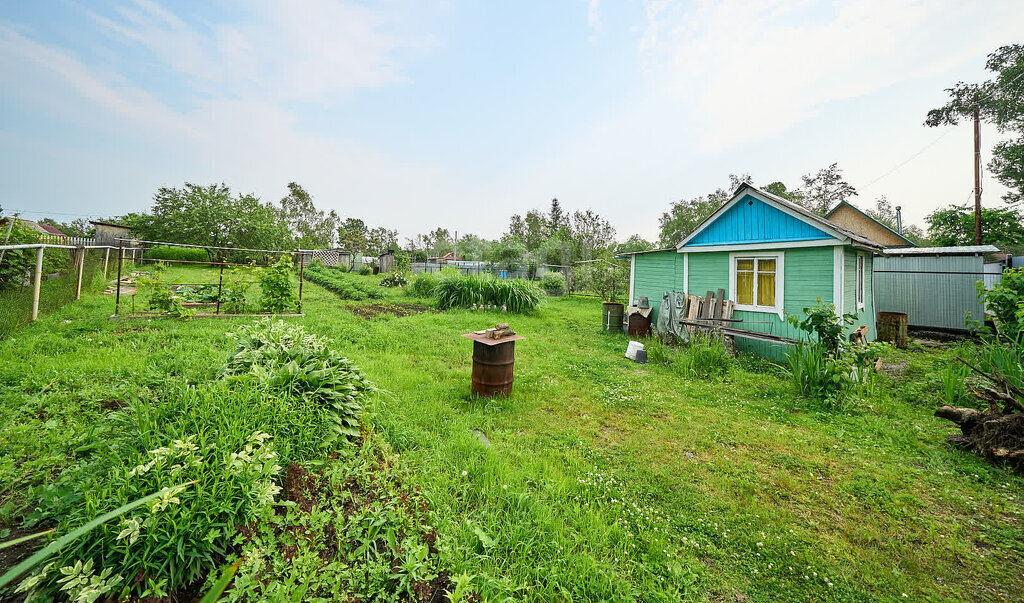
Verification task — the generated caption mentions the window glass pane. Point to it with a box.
[757,258,775,273]
[757,271,776,306]
[737,271,753,305]
[736,259,754,271]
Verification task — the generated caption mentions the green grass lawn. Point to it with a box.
[1,266,1022,601]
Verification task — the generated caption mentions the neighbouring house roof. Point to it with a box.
[676,183,882,251]
[428,252,463,261]
[881,245,1000,256]
[89,220,130,229]
[614,247,676,258]
[824,200,916,247]
[1,217,64,236]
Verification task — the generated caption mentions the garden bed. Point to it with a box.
[347,302,431,320]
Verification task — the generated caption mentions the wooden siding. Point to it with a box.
[686,195,832,246]
[631,251,683,323]
[687,247,834,342]
[827,203,910,248]
[843,249,875,340]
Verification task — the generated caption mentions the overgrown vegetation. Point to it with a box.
[1,268,1022,601]
[304,262,384,301]
[644,334,731,379]
[434,273,542,313]
[379,271,409,288]
[143,244,209,263]
[539,271,566,296]
[407,272,440,298]
[784,301,887,403]
[258,256,298,313]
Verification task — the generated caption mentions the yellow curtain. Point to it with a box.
[757,259,775,306]
[736,259,754,305]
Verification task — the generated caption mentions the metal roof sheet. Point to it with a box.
[881,245,1000,256]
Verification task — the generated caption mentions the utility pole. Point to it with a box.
[973,93,982,245]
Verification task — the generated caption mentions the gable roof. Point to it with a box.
[676,183,882,251]
[824,200,915,247]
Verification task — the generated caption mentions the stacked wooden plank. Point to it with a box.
[473,323,516,340]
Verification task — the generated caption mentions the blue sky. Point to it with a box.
[1,0,1022,243]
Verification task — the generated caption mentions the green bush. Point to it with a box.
[407,272,439,298]
[979,267,1024,339]
[259,256,297,313]
[358,265,372,276]
[304,264,383,300]
[540,272,566,296]
[380,272,409,287]
[222,319,375,440]
[144,245,209,263]
[434,273,542,313]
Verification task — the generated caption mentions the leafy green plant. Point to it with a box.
[259,256,297,313]
[540,272,566,296]
[138,264,195,318]
[940,359,971,407]
[786,299,856,357]
[675,335,731,379]
[220,266,258,313]
[222,320,375,440]
[380,272,409,288]
[407,272,440,298]
[358,265,372,276]
[434,273,542,313]
[978,267,1024,340]
[786,340,851,401]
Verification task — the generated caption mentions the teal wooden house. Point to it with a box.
[623,184,882,359]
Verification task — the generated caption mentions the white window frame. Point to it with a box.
[856,253,865,310]
[728,252,785,318]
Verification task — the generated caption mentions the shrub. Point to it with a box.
[540,272,566,296]
[434,273,542,313]
[979,267,1024,339]
[137,264,194,318]
[222,319,375,440]
[144,245,209,263]
[259,256,297,313]
[380,272,409,287]
[358,265,372,276]
[408,272,439,298]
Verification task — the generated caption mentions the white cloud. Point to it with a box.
[586,0,602,42]
[639,0,1024,152]
[86,0,408,103]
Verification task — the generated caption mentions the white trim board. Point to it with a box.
[683,253,689,294]
[728,251,785,319]
[679,239,842,253]
[833,245,844,315]
[629,254,635,303]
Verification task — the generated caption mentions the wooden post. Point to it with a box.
[973,93,982,245]
[115,239,123,315]
[297,252,305,314]
[216,263,224,315]
[30,246,44,321]
[103,247,110,280]
[75,247,85,300]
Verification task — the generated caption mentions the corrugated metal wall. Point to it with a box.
[873,255,988,331]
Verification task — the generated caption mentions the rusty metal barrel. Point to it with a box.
[602,302,624,333]
[462,332,524,398]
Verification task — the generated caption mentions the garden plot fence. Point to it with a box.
[116,239,307,317]
[0,243,135,338]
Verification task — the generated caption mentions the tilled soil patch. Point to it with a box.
[347,303,432,320]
